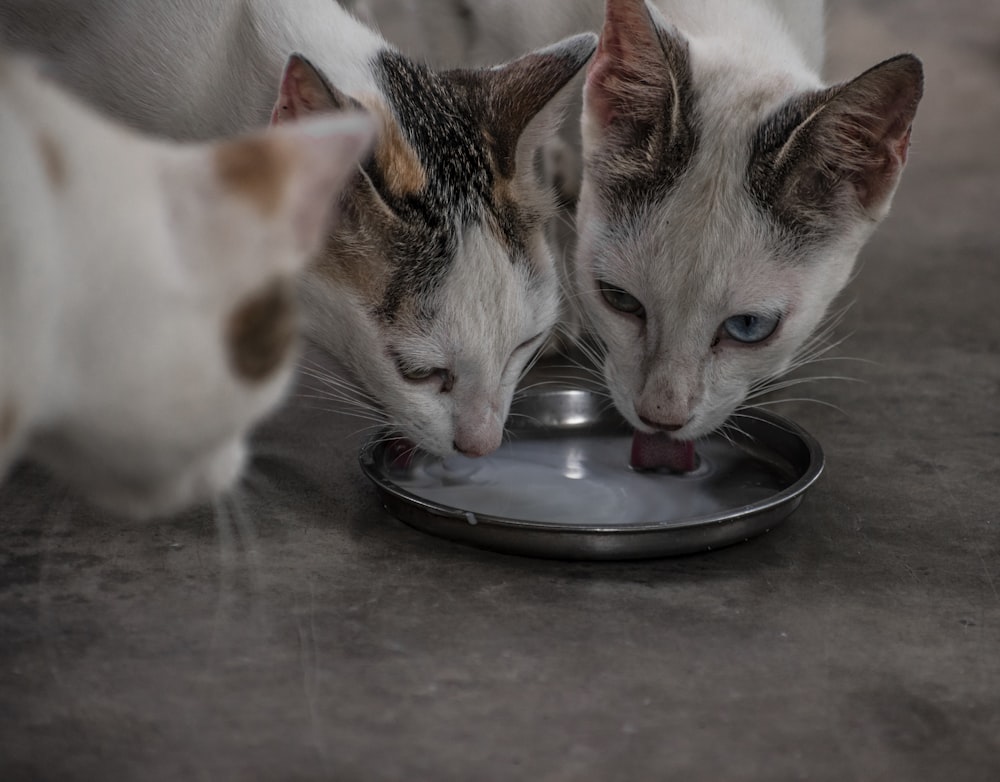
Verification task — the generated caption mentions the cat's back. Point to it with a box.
[652,0,824,73]
[0,0,387,139]
[1,0,236,137]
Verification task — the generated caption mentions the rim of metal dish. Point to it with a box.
[358,404,824,534]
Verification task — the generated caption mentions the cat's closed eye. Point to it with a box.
[597,282,645,318]
[393,354,454,392]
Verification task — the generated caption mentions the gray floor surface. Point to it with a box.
[2,2,998,780]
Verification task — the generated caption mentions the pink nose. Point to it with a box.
[453,440,491,458]
[638,414,685,432]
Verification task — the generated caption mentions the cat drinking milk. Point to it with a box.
[0,0,598,458]
[578,0,922,467]
[356,0,923,469]
[0,52,372,517]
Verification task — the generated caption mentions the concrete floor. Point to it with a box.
[2,2,998,780]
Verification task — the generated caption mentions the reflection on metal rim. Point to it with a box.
[359,389,824,560]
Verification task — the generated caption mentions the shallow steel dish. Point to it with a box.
[359,388,823,560]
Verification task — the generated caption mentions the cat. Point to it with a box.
[354,0,923,468]
[0,0,598,458]
[578,0,922,465]
[0,51,373,518]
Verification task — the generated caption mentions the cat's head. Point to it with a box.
[26,95,372,518]
[271,36,596,456]
[574,0,923,439]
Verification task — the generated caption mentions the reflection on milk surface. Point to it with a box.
[393,435,786,526]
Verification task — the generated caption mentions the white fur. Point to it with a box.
[0,53,372,517]
[303,226,561,456]
[0,0,385,139]
[359,0,918,444]
[0,0,587,457]
[354,0,822,74]
[575,0,916,440]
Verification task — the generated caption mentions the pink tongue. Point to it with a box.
[630,431,697,473]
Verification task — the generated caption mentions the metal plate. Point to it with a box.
[359,389,824,560]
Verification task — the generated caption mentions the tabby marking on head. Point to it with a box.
[269,32,597,456]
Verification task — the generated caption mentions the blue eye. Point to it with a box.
[722,313,781,344]
[598,282,645,317]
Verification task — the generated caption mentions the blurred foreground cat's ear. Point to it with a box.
[270,53,358,125]
[270,113,375,253]
[215,113,375,255]
[750,54,924,229]
[583,0,693,152]
[458,32,597,179]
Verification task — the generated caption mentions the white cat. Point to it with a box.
[577,0,922,466]
[0,52,373,517]
[355,0,922,469]
[0,0,597,458]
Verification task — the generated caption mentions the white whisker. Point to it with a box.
[744,397,849,415]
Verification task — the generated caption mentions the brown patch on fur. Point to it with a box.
[215,137,292,216]
[226,278,298,382]
[309,174,395,301]
[357,95,427,198]
[37,133,66,188]
[490,175,540,262]
[0,401,17,446]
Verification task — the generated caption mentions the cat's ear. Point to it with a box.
[583,0,693,154]
[466,33,598,181]
[270,53,412,212]
[215,112,375,256]
[270,53,358,124]
[751,54,924,229]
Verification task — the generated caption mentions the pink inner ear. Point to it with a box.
[835,55,923,210]
[584,50,621,128]
[585,0,669,130]
[895,125,913,166]
[270,57,326,126]
[839,94,919,209]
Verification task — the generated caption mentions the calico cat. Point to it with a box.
[0,0,597,458]
[0,52,373,517]
[355,0,923,468]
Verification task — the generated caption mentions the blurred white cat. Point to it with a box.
[0,53,373,517]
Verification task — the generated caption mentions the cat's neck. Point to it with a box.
[652,0,822,84]
[17,0,395,140]
[655,1,819,56]
[182,0,390,137]
[647,0,825,152]
[242,0,387,97]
